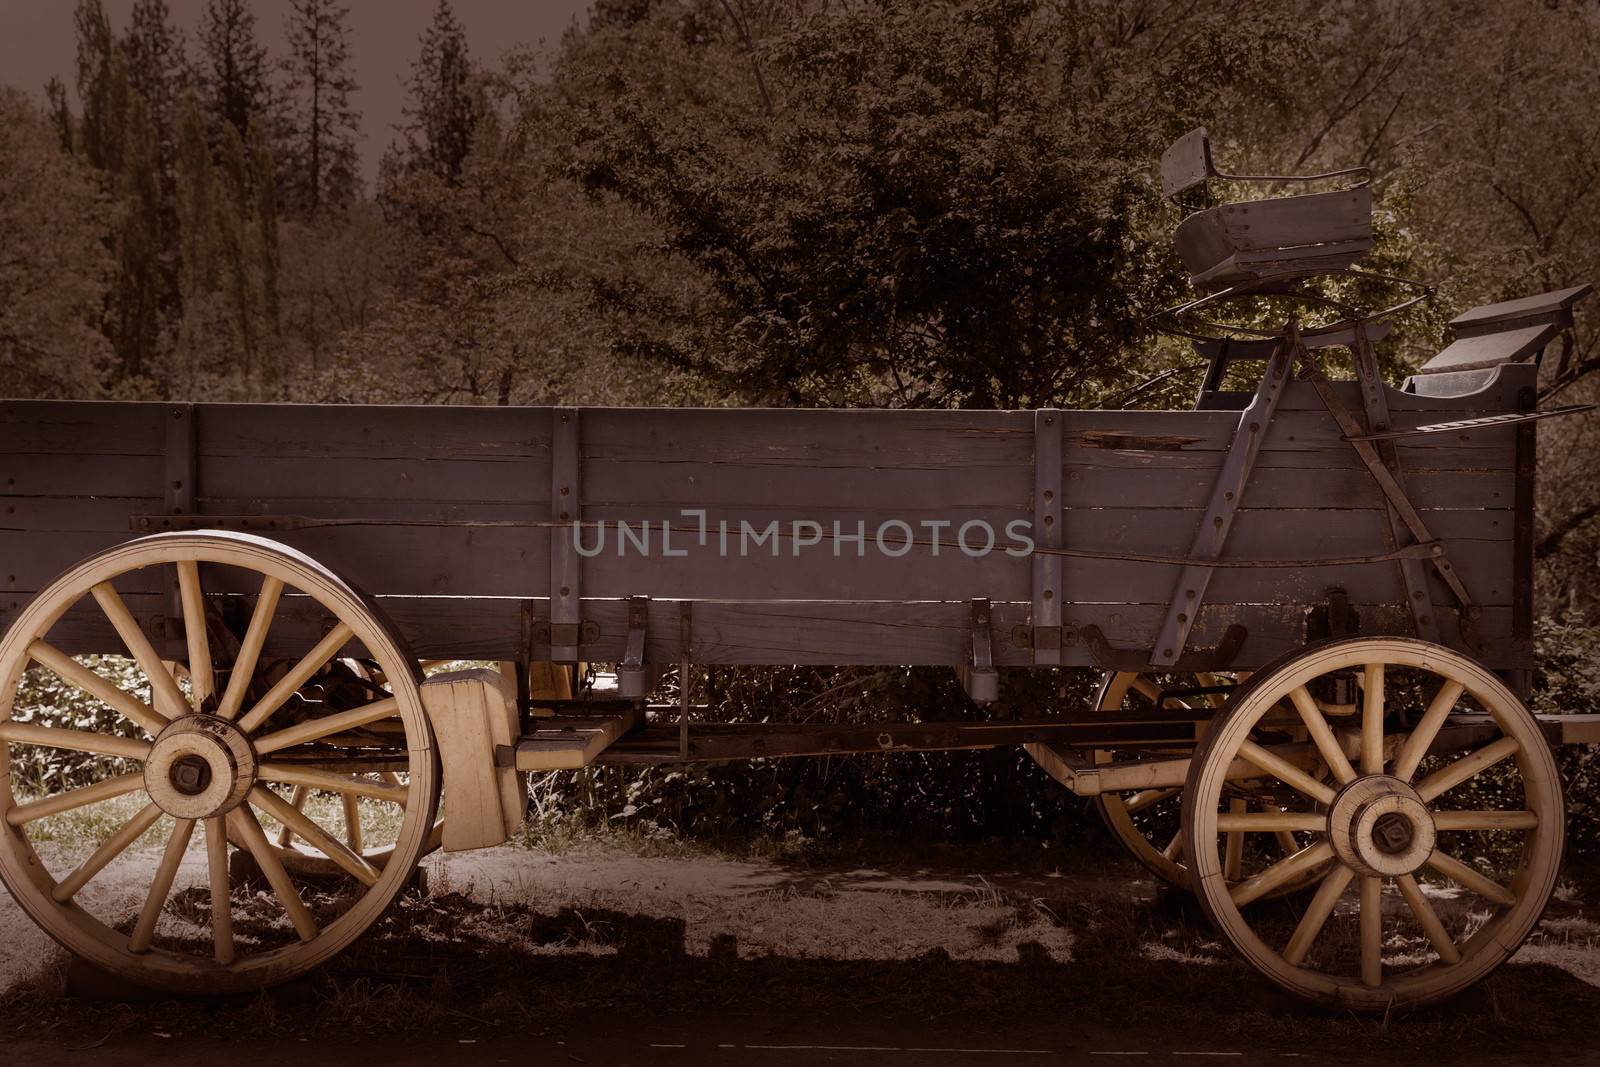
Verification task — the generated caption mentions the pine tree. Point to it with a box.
[197,0,270,146]
[122,0,187,179]
[282,0,361,215]
[402,0,477,183]
[117,91,165,385]
[74,0,127,175]
[172,88,281,398]
[63,0,163,390]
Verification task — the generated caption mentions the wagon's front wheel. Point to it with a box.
[1182,637,1563,1010]
[1044,670,1323,898]
[0,532,440,994]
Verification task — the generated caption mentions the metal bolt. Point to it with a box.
[171,755,212,797]
[1372,812,1414,855]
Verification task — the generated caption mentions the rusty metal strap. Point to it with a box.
[1294,347,1478,612]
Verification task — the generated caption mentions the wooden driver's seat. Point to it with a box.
[1162,128,1373,294]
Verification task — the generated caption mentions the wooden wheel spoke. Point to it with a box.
[1229,841,1333,906]
[90,582,189,720]
[1283,864,1354,965]
[1426,849,1517,907]
[1214,810,1325,833]
[1122,787,1178,814]
[176,561,214,707]
[257,763,408,805]
[217,575,284,721]
[1361,663,1385,776]
[1392,680,1465,782]
[5,771,144,827]
[342,793,363,853]
[1236,740,1338,805]
[1224,798,1247,882]
[51,802,164,902]
[1359,875,1383,988]
[228,806,319,942]
[236,622,354,735]
[275,785,309,848]
[1273,828,1301,856]
[0,720,150,761]
[1415,736,1520,803]
[205,816,235,965]
[1431,810,1539,831]
[1289,685,1357,785]
[1161,829,1183,861]
[250,786,379,886]
[1130,677,1163,704]
[1396,873,1461,965]
[252,696,400,755]
[130,818,196,953]
[27,640,167,736]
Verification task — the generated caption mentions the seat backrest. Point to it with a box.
[1159,127,1371,201]
[1161,128,1215,199]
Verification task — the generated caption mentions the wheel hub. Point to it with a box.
[144,715,256,819]
[1327,774,1436,877]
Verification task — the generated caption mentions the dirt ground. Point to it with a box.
[3,839,1600,1066]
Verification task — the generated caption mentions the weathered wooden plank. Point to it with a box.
[13,593,1527,672]
[197,403,553,460]
[1,400,168,455]
[581,408,1036,467]
[584,461,1031,510]
[197,456,551,506]
[1064,465,1513,510]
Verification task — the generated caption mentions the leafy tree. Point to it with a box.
[0,88,113,397]
[282,0,361,216]
[561,0,1326,408]
[196,0,272,146]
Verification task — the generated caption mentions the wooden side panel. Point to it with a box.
[15,593,1528,672]
[0,365,1533,669]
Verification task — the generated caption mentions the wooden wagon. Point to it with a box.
[1,130,1596,1011]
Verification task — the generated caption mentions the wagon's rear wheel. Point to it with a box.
[1182,637,1563,1010]
[0,532,440,993]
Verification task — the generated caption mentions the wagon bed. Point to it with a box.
[0,363,1532,675]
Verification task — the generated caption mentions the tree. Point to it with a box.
[282,0,361,216]
[59,0,166,390]
[562,0,1320,409]
[122,0,188,176]
[171,90,282,398]
[196,0,271,146]
[400,0,478,183]
[73,0,127,175]
[0,88,114,398]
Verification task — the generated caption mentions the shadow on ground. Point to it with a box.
[3,847,1599,1061]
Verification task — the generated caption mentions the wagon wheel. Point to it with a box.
[0,532,440,993]
[1086,671,1325,897]
[1182,637,1564,1010]
[253,656,443,881]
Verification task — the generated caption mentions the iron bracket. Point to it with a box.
[1151,324,1294,666]
[961,598,999,704]
[618,595,650,699]
[1082,622,1247,673]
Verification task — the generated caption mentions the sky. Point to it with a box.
[0,0,594,184]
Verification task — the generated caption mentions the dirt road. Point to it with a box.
[3,841,1599,1065]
